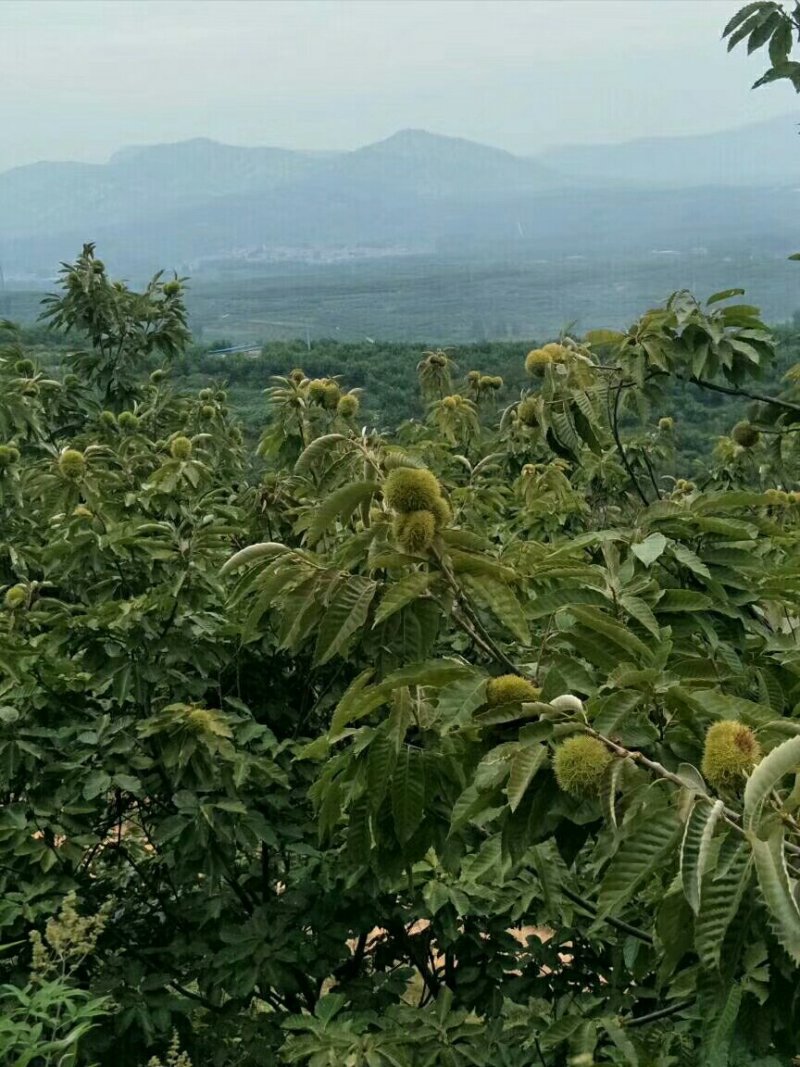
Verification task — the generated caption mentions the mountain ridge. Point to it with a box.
[2,114,798,277]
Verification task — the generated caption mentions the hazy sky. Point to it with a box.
[2,0,796,172]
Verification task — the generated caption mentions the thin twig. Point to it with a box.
[609,381,648,506]
[625,998,694,1028]
[559,884,653,945]
[689,375,800,416]
[641,449,662,500]
[585,726,800,858]
[433,545,519,674]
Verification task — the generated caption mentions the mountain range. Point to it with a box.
[1,114,799,279]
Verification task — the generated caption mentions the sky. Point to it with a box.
[1,0,796,172]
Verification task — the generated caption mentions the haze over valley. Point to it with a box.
[4,0,800,342]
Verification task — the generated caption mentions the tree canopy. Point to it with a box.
[4,245,800,1065]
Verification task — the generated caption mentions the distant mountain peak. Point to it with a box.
[382,127,432,140]
[377,128,450,145]
[2,113,799,278]
[109,137,233,164]
[361,128,517,159]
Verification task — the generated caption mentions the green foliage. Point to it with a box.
[41,243,189,408]
[7,239,800,1067]
[0,893,112,1066]
[724,2,800,91]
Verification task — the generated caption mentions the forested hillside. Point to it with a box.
[171,329,800,469]
[17,313,800,471]
[8,247,800,350]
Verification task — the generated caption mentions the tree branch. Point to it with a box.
[625,998,694,1028]
[559,884,653,945]
[609,381,649,506]
[585,726,800,858]
[433,546,520,674]
[689,375,800,416]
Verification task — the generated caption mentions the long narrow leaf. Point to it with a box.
[597,805,680,918]
[750,826,800,963]
[744,735,800,832]
[680,798,725,914]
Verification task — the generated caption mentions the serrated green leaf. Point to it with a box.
[744,735,800,832]
[423,879,450,916]
[527,585,608,619]
[393,598,440,662]
[585,328,625,346]
[450,781,498,833]
[318,777,343,843]
[670,542,711,579]
[655,589,712,613]
[707,288,747,305]
[330,669,384,738]
[83,769,111,800]
[277,575,327,650]
[448,549,517,582]
[620,594,660,638]
[221,541,289,575]
[392,745,425,844]
[694,516,758,539]
[313,576,376,665]
[693,689,775,727]
[305,480,378,545]
[695,838,751,968]
[568,1020,597,1062]
[590,690,642,735]
[747,9,783,53]
[506,742,548,813]
[366,729,397,811]
[602,757,626,829]
[379,658,476,694]
[463,834,505,882]
[597,805,680,918]
[573,404,602,454]
[346,795,371,866]
[462,572,530,645]
[704,983,742,1067]
[551,409,582,456]
[540,1013,584,1051]
[373,572,434,626]
[681,798,725,914]
[294,432,349,475]
[532,840,567,916]
[571,605,653,664]
[601,1016,639,1064]
[631,532,667,566]
[436,674,487,731]
[750,826,800,963]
